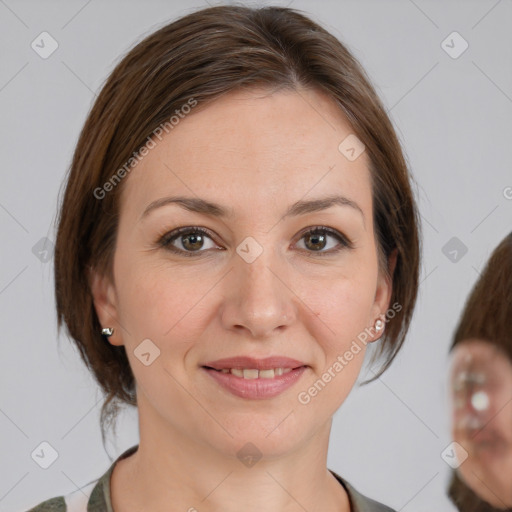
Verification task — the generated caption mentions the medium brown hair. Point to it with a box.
[448,470,512,512]
[447,232,512,510]
[449,232,512,360]
[54,4,421,444]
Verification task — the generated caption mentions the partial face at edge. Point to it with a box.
[450,339,512,508]
[91,87,394,458]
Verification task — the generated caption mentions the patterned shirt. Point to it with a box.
[26,445,396,512]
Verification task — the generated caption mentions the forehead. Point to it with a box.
[452,339,500,359]
[119,87,373,221]
[450,339,511,374]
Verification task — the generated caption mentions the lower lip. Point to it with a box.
[202,366,308,399]
[471,433,506,451]
[456,429,508,458]
[472,439,508,464]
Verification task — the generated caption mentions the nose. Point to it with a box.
[219,244,297,339]
[451,371,492,430]
[453,392,491,432]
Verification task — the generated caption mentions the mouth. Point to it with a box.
[201,363,308,399]
[470,435,509,462]
[202,365,306,379]
[202,355,307,371]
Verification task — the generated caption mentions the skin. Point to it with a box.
[91,87,396,512]
[450,339,512,508]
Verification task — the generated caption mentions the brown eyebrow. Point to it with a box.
[140,194,365,227]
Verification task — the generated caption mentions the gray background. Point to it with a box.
[1,0,511,510]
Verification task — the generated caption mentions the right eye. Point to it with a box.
[158,226,221,257]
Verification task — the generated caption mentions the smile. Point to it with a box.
[205,367,295,379]
[202,365,308,399]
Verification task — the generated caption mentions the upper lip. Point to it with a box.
[202,356,307,370]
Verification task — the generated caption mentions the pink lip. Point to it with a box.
[202,356,306,370]
[202,366,308,399]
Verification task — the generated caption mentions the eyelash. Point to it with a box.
[156,225,353,258]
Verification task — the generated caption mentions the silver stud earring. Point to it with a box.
[375,319,384,331]
[101,327,114,337]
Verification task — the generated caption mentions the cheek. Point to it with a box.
[493,399,512,441]
[113,229,379,346]
[295,276,375,396]
[303,263,378,340]
[116,263,210,340]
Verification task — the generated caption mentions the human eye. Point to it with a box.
[294,226,354,256]
[156,225,353,258]
[157,226,221,257]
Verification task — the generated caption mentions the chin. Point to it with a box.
[203,413,313,459]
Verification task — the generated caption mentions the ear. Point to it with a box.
[88,267,124,346]
[369,248,398,342]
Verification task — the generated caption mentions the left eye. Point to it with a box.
[295,227,351,254]
[158,226,352,257]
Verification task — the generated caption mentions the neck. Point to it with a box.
[111,396,351,512]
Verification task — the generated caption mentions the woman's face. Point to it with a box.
[450,339,512,508]
[92,87,393,459]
